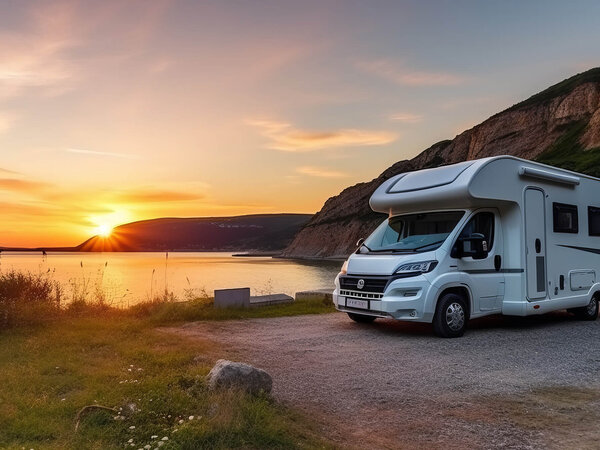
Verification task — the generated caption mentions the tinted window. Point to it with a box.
[589,206,600,236]
[553,203,578,233]
[456,212,494,257]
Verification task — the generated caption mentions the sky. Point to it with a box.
[1,0,599,247]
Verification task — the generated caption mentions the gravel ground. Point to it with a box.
[165,312,600,449]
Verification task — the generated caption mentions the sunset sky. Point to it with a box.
[1,0,599,246]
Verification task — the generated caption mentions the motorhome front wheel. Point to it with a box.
[433,293,468,338]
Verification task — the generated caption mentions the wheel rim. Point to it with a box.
[586,298,598,315]
[445,302,465,331]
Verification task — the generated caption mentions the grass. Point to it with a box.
[535,120,600,178]
[0,315,335,449]
[131,295,335,326]
[0,269,335,329]
[0,270,336,448]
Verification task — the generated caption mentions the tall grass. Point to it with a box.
[0,270,62,328]
[0,269,334,330]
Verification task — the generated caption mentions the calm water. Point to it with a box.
[0,252,342,307]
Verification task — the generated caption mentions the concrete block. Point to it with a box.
[295,290,333,302]
[250,293,294,307]
[214,287,250,308]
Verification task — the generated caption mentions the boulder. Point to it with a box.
[206,359,272,395]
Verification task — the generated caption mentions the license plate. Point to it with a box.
[346,298,368,309]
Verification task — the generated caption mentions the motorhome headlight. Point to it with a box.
[340,260,349,275]
[395,260,438,275]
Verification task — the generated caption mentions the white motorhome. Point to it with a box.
[333,156,600,337]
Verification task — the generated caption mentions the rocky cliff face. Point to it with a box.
[283,68,600,259]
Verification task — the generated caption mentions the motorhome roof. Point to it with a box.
[369,155,599,215]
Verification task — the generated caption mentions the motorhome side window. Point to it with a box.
[456,212,494,256]
[553,203,578,233]
[588,206,600,236]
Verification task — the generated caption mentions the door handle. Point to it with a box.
[535,239,541,253]
[494,255,501,271]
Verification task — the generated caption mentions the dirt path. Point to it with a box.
[164,312,600,449]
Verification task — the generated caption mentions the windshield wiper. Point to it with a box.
[412,239,447,252]
[366,248,415,253]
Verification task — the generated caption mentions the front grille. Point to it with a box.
[339,289,383,299]
[339,276,389,293]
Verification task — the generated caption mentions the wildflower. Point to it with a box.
[188,415,194,420]
[128,439,133,443]
[178,419,184,424]
[151,435,158,439]
[129,425,135,430]
[161,437,168,441]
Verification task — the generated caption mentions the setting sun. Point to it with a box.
[95,224,113,237]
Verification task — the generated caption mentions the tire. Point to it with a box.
[571,296,599,321]
[433,293,468,338]
[347,312,377,323]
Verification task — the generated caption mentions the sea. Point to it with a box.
[0,251,342,307]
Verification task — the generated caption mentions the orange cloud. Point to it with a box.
[0,178,51,195]
[247,119,397,151]
[358,59,465,86]
[296,166,348,178]
[390,112,423,123]
[65,148,140,159]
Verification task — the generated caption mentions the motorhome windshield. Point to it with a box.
[363,211,465,253]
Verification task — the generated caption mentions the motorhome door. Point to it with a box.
[524,188,547,300]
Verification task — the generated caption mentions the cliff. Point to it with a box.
[282,68,600,259]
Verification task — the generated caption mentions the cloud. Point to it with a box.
[0,178,51,195]
[390,112,423,123]
[0,3,79,99]
[115,189,204,203]
[65,148,140,159]
[296,166,348,178]
[246,119,397,152]
[357,59,465,86]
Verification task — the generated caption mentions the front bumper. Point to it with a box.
[334,276,434,322]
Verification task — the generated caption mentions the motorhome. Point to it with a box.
[333,156,600,337]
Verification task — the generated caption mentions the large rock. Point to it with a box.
[206,359,272,395]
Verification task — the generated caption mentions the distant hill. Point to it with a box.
[74,214,312,252]
[283,68,600,259]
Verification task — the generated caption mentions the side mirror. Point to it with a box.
[356,238,365,248]
[452,233,489,259]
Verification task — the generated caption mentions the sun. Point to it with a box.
[95,224,113,237]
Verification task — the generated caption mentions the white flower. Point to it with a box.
[188,415,194,420]
[178,419,184,424]
[161,437,168,441]
[128,439,133,443]
[129,425,135,430]
[151,435,158,439]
